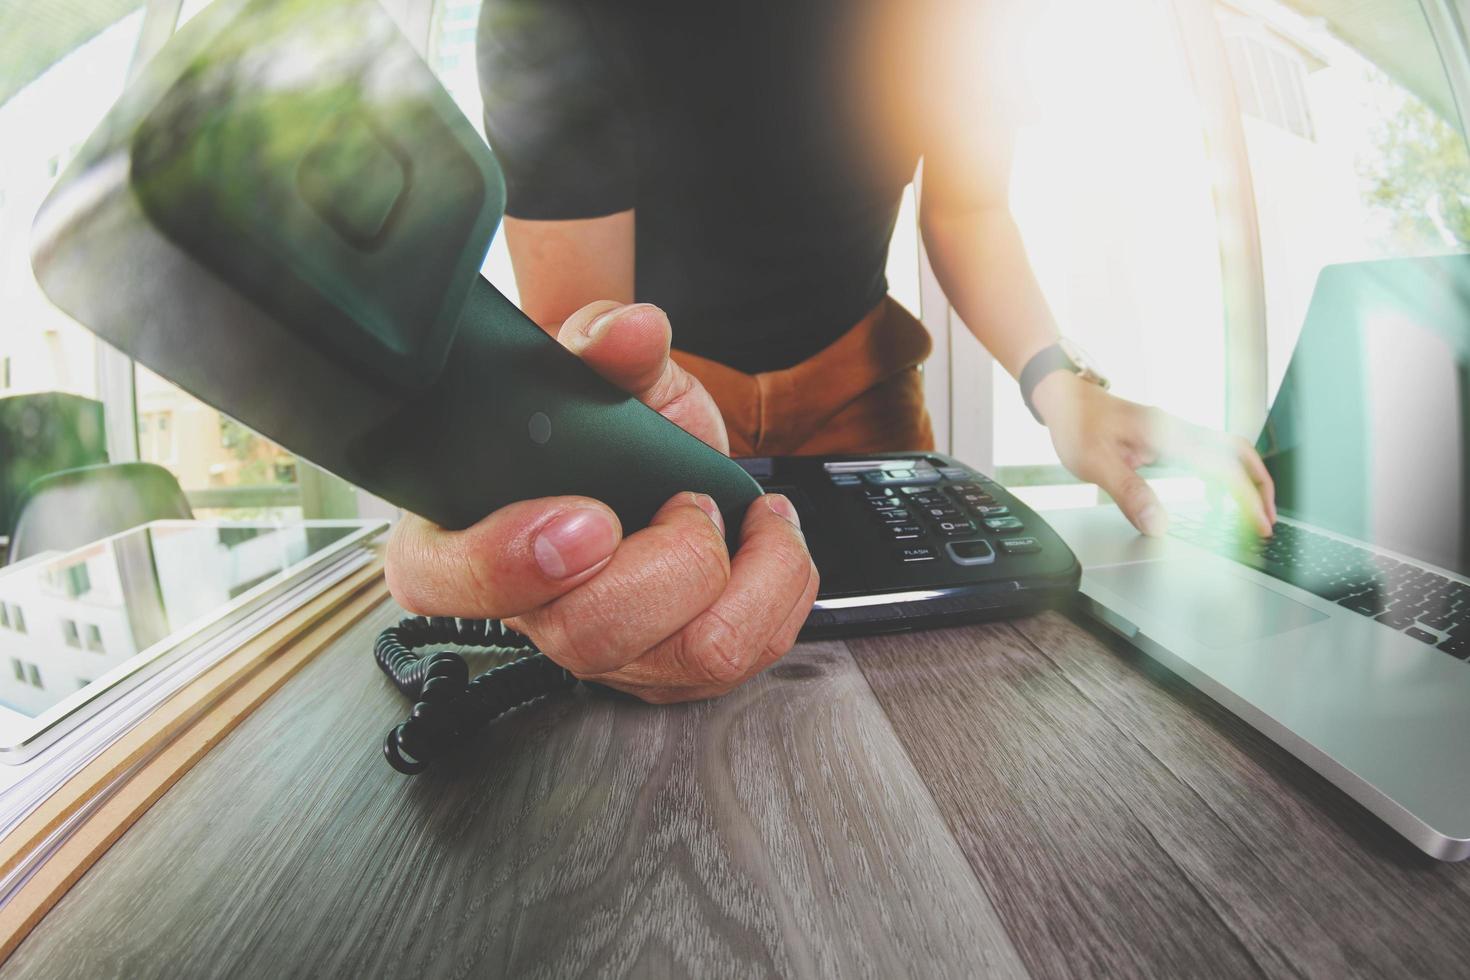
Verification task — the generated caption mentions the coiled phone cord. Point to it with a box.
[375,616,577,774]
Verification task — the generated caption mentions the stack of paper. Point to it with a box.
[0,524,380,907]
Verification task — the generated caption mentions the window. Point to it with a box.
[69,563,89,596]
[1226,31,1319,140]
[942,0,1230,508]
[9,659,44,689]
[1218,0,1470,399]
[0,5,143,401]
[84,623,104,653]
[10,605,25,635]
[1,2,354,524]
[62,619,81,648]
[138,410,174,464]
[930,0,1470,511]
[136,368,307,520]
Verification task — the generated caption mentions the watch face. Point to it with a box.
[1056,337,1087,370]
[1058,338,1109,390]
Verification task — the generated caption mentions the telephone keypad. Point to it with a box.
[793,454,1078,635]
[837,461,1052,570]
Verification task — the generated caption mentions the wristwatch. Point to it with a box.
[1018,339,1109,424]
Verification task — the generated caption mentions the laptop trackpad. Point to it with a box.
[1090,560,1329,648]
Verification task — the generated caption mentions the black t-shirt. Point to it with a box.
[476,0,936,373]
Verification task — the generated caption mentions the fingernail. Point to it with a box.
[766,494,801,528]
[534,508,618,579]
[576,306,625,347]
[1138,504,1167,537]
[691,493,725,535]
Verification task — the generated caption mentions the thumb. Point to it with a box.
[557,301,730,454]
[558,301,672,397]
[1093,458,1168,537]
[386,497,623,619]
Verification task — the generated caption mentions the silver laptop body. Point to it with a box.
[1049,256,1470,861]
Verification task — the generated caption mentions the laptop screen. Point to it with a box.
[1258,256,1470,576]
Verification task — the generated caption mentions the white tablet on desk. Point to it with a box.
[0,519,385,764]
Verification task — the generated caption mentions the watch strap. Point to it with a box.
[1019,343,1078,424]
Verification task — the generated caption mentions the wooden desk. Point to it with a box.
[6,600,1469,977]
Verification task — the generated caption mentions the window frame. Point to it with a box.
[1422,0,1470,140]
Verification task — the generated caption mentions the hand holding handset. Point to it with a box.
[31,0,762,542]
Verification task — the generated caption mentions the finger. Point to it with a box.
[651,493,817,689]
[511,492,732,676]
[558,302,729,453]
[385,498,622,619]
[1156,418,1274,537]
[580,495,817,702]
[749,545,821,675]
[1217,456,1274,538]
[1093,456,1168,537]
[559,301,669,395]
[1235,438,1278,528]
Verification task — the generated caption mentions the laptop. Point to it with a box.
[1047,255,1470,861]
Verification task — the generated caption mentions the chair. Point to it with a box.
[0,392,108,540]
[7,462,194,564]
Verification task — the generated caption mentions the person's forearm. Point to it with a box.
[919,204,1060,380]
[504,212,636,336]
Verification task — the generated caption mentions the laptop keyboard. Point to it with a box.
[1170,516,1470,662]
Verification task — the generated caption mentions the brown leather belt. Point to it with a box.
[672,297,936,456]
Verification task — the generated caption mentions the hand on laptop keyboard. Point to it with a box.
[1034,376,1276,538]
[1172,517,1470,662]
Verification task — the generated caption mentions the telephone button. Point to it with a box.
[946,540,997,565]
[905,493,949,507]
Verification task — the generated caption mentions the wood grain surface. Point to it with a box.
[0,565,389,966]
[4,602,1023,980]
[1012,612,1470,977]
[847,611,1470,979]
[9,601,1470,978]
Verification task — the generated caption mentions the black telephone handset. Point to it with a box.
[31,0,761,772]
[32,0,762,543]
